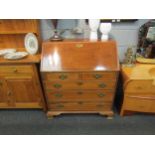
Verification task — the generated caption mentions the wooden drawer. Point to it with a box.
[43,73,79,81]
[124,96,155,113]
[0,65,33,75]
[81,72,117,80]
[44,80,115,90]
[48,101,112,111]
[46,90,114,101]
[125,80,155,94]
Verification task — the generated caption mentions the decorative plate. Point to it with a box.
[4,52,28,60]
[24,33,38,55]
[0,48,16,56]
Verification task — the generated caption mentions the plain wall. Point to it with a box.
[40,19,150,62]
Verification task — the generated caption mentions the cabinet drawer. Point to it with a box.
[81,72,117,80]
[46,90,114,101]
[124,96,155,113]
[48,101,112,111]
[0,65,33,74]
[43,73,79,81]
[44,80,115,90]
[125,80,155,94]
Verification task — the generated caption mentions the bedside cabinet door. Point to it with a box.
[5,76,42,108]
[0,78,8,107]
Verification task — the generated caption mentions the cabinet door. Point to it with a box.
[0,78,8,107]
[5,75,42,108]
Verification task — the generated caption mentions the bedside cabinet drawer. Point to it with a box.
[124,96,155,113]
[0,65,33,75]
[46,90,114,101]
[44,80,115,90]
[125,80,155,94]
[81,72,117,80]
[48,101,112,111]
[43,73,80,81]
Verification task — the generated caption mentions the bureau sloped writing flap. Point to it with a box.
[41,40,120,72]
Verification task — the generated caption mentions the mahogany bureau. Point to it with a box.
[41,40,120,118]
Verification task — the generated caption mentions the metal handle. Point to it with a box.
[94,74,103,79]
[53,83,62,88]
[98,93,105,97]
[99,83,106,88]
[54,93,63,98]
[59,74,68,80]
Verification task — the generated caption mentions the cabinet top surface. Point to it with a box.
[41,40,120,72]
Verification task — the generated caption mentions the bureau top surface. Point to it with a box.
[41,40,120,72]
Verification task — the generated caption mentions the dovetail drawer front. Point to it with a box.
[44,80,115,90]
[43,73,80,81]
[48,101,112,111]
[81,72,117,80]
[0,65,33,74]
[46,90,114,101]
[124,96,155,113]
[125,80,155,94]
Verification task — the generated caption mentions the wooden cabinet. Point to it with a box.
[121,64,155,116]
[41,40,120,118]
[0,64,45,109]
[0,19,45,110]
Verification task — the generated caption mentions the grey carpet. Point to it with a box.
[0,110,155,135]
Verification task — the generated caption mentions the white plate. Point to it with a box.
[4,52,28,60]
[24,33,38,55]
[0,48,16,56]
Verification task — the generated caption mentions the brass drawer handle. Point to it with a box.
[56,104,64,108]
[53,83,62,88]
[54,93,63,98]
[77,81,83,85]
[94,74,103,79]
[98,93,105,97]
[99,83,106,88]
[59,74,68,80]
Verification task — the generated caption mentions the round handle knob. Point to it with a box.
[13,69,18,73]
[77,91,83,95]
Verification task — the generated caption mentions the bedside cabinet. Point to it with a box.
[121,64,155,116]
[41,40,120,118]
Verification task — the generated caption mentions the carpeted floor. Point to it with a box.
[0,110,155,135]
